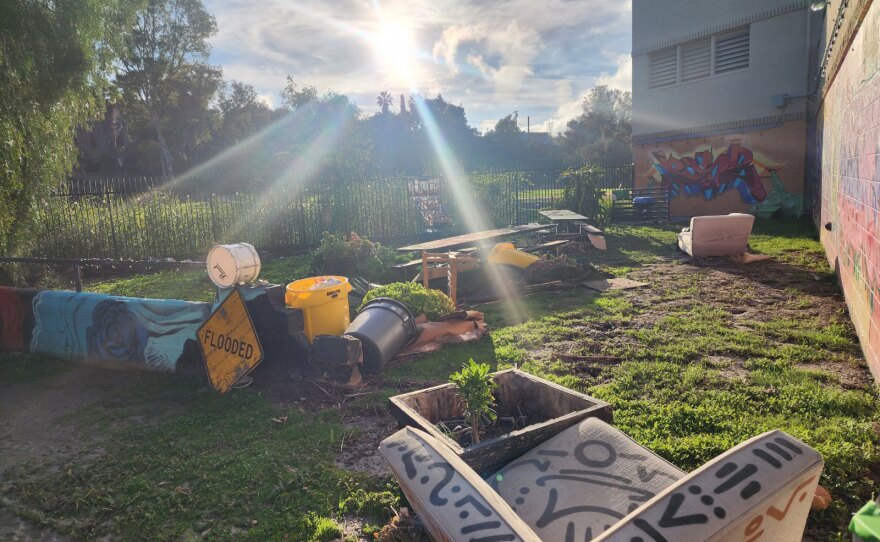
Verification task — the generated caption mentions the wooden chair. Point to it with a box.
[380,417,822,542]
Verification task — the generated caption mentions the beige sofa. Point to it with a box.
[380,417,822,542]
[678,213,756,258]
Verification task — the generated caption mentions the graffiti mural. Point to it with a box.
[819,2,880,380]
[29,291,211,370]
[647,142,783,204]
[382,419,823,542]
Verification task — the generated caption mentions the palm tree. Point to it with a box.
[376,91,393,114]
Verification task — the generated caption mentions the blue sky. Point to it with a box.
[203,0,631,133]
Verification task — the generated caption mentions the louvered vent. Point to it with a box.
[649,47,678,88]
[680,38,711,82]
[714,27,750,74]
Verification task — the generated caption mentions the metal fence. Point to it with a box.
[32,162,633,261]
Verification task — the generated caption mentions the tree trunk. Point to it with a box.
[471,413,480,444]
[150,113,174,178]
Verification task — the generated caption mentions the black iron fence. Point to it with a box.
[31,162,633,261]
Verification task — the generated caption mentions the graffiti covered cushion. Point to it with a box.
[489,417,685,541]
[380,426,541,542]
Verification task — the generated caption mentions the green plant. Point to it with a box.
[559,166,610,226]
[449,359,498,444]
[360,282,455,320]
[313,231,406,283]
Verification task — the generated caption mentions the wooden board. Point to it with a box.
[538,209,588,221]
[398,223,547,252]
[197,289,264,393]
[583,277,649,292]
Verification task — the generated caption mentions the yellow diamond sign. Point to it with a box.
[197,289,264,393]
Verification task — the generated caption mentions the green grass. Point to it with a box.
[5,372,395,541]
[85,255,314,302]
[4,217,877,540]
[0,352,71,383]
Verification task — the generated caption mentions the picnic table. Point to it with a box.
[538,209,602,234]
[398,223,548,301]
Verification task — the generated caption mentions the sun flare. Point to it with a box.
[371,20,418,85]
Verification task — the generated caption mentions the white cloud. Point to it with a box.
[536,53,632,134]
[596,54,632,92]
[204,0,632,129]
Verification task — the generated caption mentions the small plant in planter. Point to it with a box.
[449,359,498,444]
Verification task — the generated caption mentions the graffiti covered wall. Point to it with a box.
[0,287,212,371]
[0,285,310,375]
[634,121,807,218]
[818,1,880,378]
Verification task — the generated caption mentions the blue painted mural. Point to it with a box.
[30,291,212,370]
[0,285,310,375]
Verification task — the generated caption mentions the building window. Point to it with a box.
[649,26,750,88]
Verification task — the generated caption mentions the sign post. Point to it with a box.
[197,289,264,393]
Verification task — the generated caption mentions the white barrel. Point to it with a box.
[206,243,261,288]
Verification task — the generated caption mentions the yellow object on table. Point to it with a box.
[285,276,352,343]
[487,242,541,269]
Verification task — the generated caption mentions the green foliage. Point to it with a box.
[112,0,221,176]
[559,166,610,226]
[0,0,132,254]
[360,282,455,320]
[449,359,498,444]
[561,85,632,162]
[308,516,343,542]
[338,486,399,518]
[313,232,406,284]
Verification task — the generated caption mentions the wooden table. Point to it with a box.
[398,223,548,301]
[538,209,588,233]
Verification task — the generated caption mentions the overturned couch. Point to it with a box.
[380,417,823,541]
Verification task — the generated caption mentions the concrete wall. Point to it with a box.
[817,0,880,378]
[633,1,813,136]
[634,121,807,217]
[631,0,816,217]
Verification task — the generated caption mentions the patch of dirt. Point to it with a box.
[0,365,177,541]
[335,415,397,477]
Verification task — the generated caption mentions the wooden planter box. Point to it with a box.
[388,368,613,474]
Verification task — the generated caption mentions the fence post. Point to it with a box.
[209,194,218,242]
[105,189,120,259]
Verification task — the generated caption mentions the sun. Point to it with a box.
[370,20,418,86]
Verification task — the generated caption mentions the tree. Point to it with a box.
[561,86,632,162]
[486,111,522,140]
[376,91,393,114]
[211,81,273,150]
[112,0,219,177]
[0,0,132,254]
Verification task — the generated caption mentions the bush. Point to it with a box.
[559,166,610,226]
[313,231,406,283]
[359,282,455,320]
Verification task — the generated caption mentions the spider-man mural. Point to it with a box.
[649,142,780,204]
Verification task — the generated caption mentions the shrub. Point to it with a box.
[450,359,498,444]
[313,231,406,283]
[359,282,455,320]
[559,166,610,226]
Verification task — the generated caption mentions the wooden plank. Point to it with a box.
[398,223,547,252]
[521,240,570,253]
